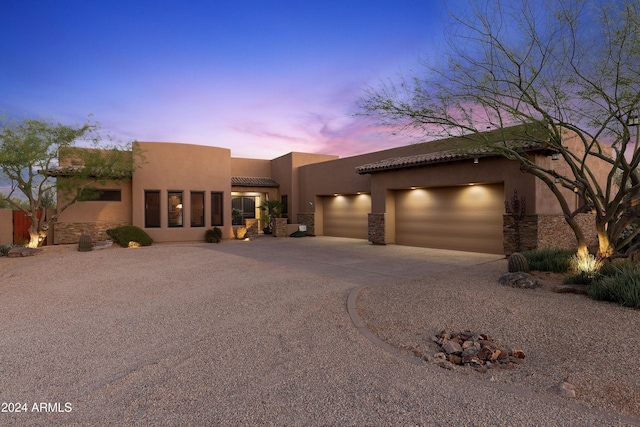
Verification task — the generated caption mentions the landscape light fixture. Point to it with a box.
[473,158,479,164]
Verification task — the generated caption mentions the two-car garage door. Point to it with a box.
[321,183,504,254]
[395,183,504,254]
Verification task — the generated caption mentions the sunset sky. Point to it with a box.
[1,1,454,159]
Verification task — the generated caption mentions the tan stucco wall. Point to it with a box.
[231,158,272,177]
[56,180,133,223]
[271,152,338,222]
[0,209,12,244]
[533,129,613,214]
[367,157,535,214]
[132,142,233,241]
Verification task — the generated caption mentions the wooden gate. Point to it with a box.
[13,210,44,245]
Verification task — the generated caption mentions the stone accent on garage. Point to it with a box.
[54,221,132,244]
[297,213,315,236]
[503,213,597,255]
[368,213,386,245]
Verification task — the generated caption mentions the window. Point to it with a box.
[280,195,288,219]
[211,192,223,226]
[191,192,205,227]
[231,196,255,225]
[145,191,160,228]
[78,188,121,202]
[168,191,183,227]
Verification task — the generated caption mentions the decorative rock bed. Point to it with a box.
[428,330,526,372]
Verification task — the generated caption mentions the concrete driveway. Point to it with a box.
[0,237,636,426]
[205,235,503,286]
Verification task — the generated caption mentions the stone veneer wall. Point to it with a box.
[503,213,597,255]
[245,219,259,240]
[297,213,315,236]
[54,221,132,244]
[368,213,386,245]
[272,218,288,237]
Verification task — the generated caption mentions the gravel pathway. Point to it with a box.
[0,242,638,426]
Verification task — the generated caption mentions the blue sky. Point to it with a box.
[1,0,451,159]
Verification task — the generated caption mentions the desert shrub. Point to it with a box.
[589,262,640,309]
[205,227,222,243]
[562,272,594,286]
[522,248,574,272]
[106,225,153,247]
[289,230,306,238]
[0,243,13,257]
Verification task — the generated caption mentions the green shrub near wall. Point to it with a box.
[205,227,222,243]
[589,262,640,309]
[522,248,574,272]
[106,225,153,247]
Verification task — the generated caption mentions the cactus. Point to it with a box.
[508,252,529,273]
[78,234,92,252]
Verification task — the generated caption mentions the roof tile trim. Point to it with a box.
[231,176,280,187]
[355,142,547,174]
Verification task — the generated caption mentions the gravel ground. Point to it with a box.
[0,243,638,426]
[357,259,640,420]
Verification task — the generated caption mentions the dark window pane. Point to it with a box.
[78,188,121,202]
[191,192,205,227]
[280,195,288,219]
[145,191,160,228]
[231,196,255,225]
[211,192,223,226]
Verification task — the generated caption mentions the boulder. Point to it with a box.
[442,340,463,355]
[499,272,540,289]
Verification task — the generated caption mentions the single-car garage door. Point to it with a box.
[395,183,504,253]
[322,194,370,239]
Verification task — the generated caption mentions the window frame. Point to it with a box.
[190,191,205,228]
[167,191,184,228]
[144,190,161,228]
[211,191,224,226]
[79,188,122,202]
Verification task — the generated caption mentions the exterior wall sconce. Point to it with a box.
[473,158,479,164]
[551,152,559,160]
[573,187,579,193]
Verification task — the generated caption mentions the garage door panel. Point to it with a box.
[323,194,370,239]
[396,184,504,254]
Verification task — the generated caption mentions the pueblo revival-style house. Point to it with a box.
[50,126,609,255]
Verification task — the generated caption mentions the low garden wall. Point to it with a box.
[503,213,597,255]
[54,221,132,244]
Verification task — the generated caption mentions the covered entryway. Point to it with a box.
[322,194,370,239]
[395,183,504,254]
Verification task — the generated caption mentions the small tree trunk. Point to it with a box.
[595,221,615,259]
[27,225,46,248]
